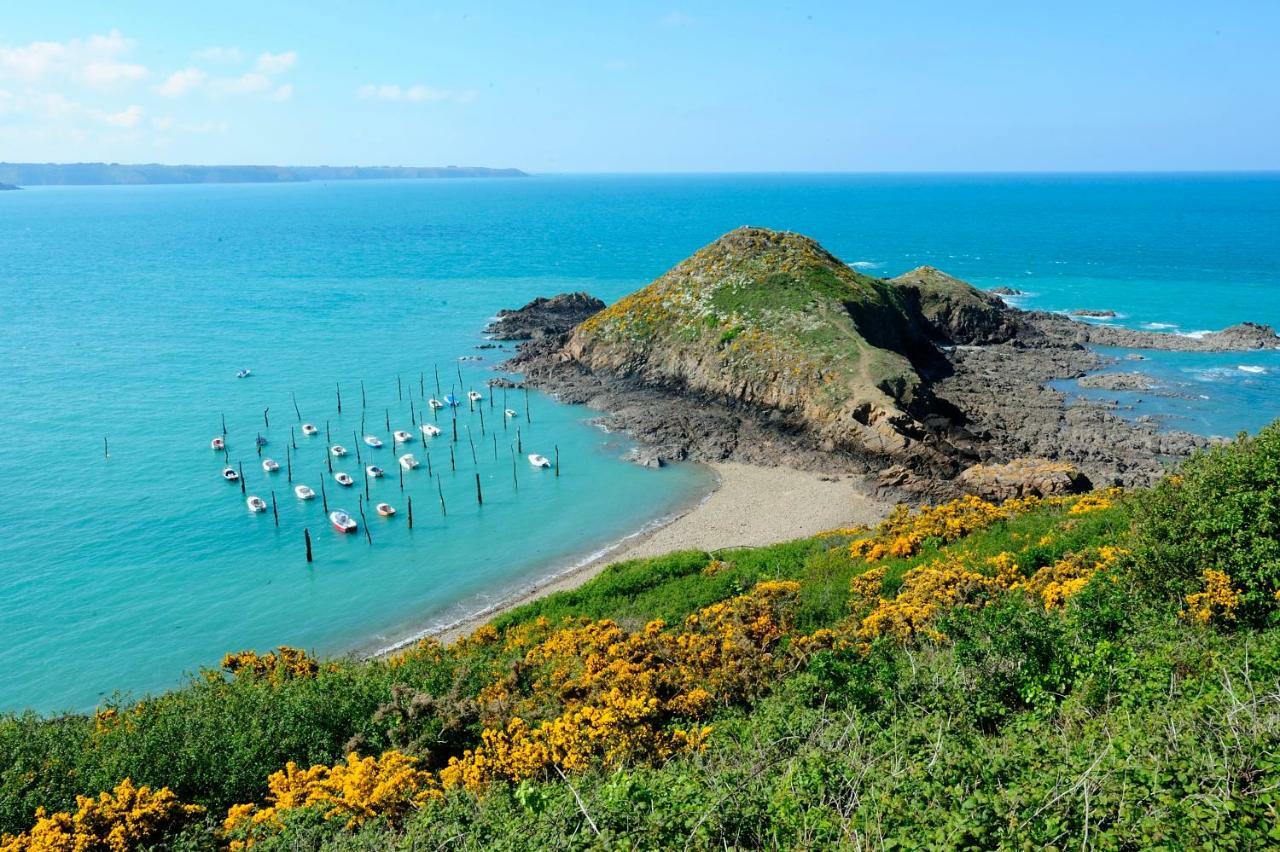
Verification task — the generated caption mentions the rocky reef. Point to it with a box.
[493,227,1276,497]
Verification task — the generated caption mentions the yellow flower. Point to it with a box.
[1,779,202,852]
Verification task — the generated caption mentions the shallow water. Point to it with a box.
[1,173,1277,712]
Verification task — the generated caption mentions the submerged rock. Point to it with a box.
[1070,309,1118,318]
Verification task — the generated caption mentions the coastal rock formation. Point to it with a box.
[1077,372,1159,391]
[990,286,1022,296]
[497,227,1268,494]
[1070,309,1117,318]
[0,183,19,191]
[484,293,605,340]
[957,458,1091,500]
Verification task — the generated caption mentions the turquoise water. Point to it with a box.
[2,173,1278,713]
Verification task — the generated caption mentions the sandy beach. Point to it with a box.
[425,462,892,646]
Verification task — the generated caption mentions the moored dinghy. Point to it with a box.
[210,436,225,450]
[294,484,315,500]
[527,453,551,468]
[222,466,239,482]
[399,453,419,470]
[262,458,280,473]
[376,502,396,517]
[331,445,348,457]
[428,398,444,410]
[301,423,318,436]
[504,408,518,418]
[444,393,460,407]
[246,495,267,513]
[363,435,384,448]
[330,509,357,533]
[393,430,413,443]
[334,471,354,486]
[366,465,385,478]
[421,424,441,437]
[467,390,482,403]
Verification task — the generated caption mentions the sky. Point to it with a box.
[0,1,1277,172]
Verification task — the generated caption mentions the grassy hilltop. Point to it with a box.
[4,422,1280,849]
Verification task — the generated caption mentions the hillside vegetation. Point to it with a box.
[4,423,1280,850]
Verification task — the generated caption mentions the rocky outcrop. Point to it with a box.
[957,458,1091,500]
[484,293,605,340]
[495,227,1264,495]
[1077,372,1158,391]
[891,266,1019,345]
[990,286,1022,296]
[1070,309,1117,318]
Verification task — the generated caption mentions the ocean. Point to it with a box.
[2,173,1278,713]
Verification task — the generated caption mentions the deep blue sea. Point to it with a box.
[2,173,1278,713]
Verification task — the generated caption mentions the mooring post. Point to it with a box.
[434,364,441,396]
[426,450,433,477]
[449,444,456,472]
[103,436,109,460]
[437,475,447,516]
[238,462,246,494]
[271,491,279,527]
[358,496,371,544]
[510,446,518,491]
[555,445,560,477]
[517,428,522,454]
[304,528,313,563]
[493,432,498,461]
[385,408,391,432]
[325,420,331,444]
[361,380,367,411]
[292,391,302,422]
[524,387,531,423]
[336,382,342,414]
[478,405,485,435]
[256,434,263,457]
[291,426,297,450]
[407,495,414,529]
[264,407,270,430]
[419,371,425,399]
[221,412,227,436]
[467,427,477,466]
[287,446,293,482]
[320,475,329,513]
[475,472,483,505]
[397,374,403,401]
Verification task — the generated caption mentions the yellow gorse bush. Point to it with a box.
[1182,569,1241,625]
[849,494,1055,563]
[220,646,320,684]
[222,751,439,849]
[0,779,202,852]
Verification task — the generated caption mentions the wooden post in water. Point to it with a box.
[103,436,109,459]
[502,388,508,430]
[360,380,367,411]
[524,386,531,423]
[510,446,518,491]
[419,371,425,399]
[354,432,362,465]
[291,426,297,450]
[358,496,372,544]
[398,458,404,493]
[327,446,334,473]
[397,374,403,401]
[517,428,522,454]
[475,473,483,505]
[478,405,485,435]
[264,407,270,429]
[449,444,455,472]
[434,364,441,396]
[325,420,331,444]
[452,414,458,443]
[493,433,498,461]
[437,475,447,516]
[467,427,478,466]
[286,446,293,482]
[221,412,227,435]
[385,408,391,432]
[407,495,414,529]
[238,462,246,494]
[320,475,329,513]
[304,528,313,563]
[271,491,279,527]
[256,434,263,457]
[336,382,342,414]
[361,413,367,437]
[555,445,560,478]
[410,400,416,427]
[363,465,370,501]
[291,391,302,422]
[456,362,464,392]
[426,450,433,477]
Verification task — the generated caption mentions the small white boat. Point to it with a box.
[330,510,357,534]
[222,466,239,482]
[528,453,551,468]
[210,436,225,450]
[236,368,252,379]
[428,398,444,410]
[294,484,315,500]
[366,465,385,478]
[331,445,348,457]
[334,471,354,487]
[262,458,280,473]
[399,453,419,470]
[301,423,318,436]
[420,424,441,437]
[467,390,483,402]
[393,430,413,443]
[376,502,396,517]
[246,495,267,512]
[363,435,384,448]
[504,408,518,418]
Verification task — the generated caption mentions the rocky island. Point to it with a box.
[491,227,1278,498]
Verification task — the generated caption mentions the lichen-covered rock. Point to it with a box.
[957,458,1091,500]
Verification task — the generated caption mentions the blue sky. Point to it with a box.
[1,1,1276,171]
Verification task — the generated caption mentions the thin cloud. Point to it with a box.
[0,30,149,91]
[100,104,143,128]
[154,67,207,97]
[357,83,476,103]
[255,51,296,74]
[191,46,242,63]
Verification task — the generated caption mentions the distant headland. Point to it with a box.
[0,162,527,187]
[0,182,20,191]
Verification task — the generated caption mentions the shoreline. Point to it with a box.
[369,462,892,655]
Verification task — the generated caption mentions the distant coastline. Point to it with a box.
[0,162,526,187]
[0,182,20,191]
